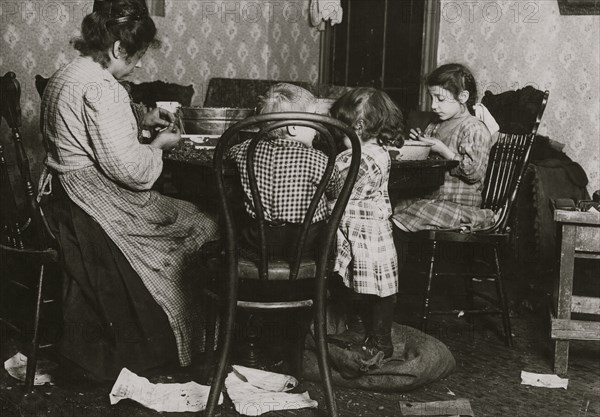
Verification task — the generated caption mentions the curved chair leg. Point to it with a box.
[205,289,237,416]
[421,240,437,332]
[493,246,513,347]
[25,265,45,392]
[314,287,338,417]
[200,291,218,384]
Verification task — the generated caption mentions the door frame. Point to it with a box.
[419,0,441,110]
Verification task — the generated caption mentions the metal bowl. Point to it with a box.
[180,107,254,135]
[388,141,433,161]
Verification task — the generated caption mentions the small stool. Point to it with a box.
[551,209,600,375]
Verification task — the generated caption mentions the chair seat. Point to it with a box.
[202,241,318,281]
[238,257,317,281]
[412,229,509,244]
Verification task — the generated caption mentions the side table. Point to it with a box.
[551,209,600,375]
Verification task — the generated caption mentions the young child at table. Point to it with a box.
[327,87,404,359]
[226,83,342,260]
[392,63,494,233]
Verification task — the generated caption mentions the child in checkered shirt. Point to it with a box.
[328,87,405,360]
[226,83,342,261]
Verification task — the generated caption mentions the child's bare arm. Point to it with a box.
[412,128,456,160]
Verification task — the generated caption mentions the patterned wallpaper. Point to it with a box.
[437,0,600,193]
[2,0,599,194]
[0,0,321,179]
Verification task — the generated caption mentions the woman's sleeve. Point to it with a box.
[130,102,148,143]
[83,83,163,191]
[451,122,492,184]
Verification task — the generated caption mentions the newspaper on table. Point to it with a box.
[109,368,222,412]
[225,365,318,416]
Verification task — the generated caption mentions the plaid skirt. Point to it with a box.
[43,181,178,381]
[47,166,220,367]
[392,198,495,232]
[334,216,398,297]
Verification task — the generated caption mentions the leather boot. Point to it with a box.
[361,295,396,359]
[327,299,369,348]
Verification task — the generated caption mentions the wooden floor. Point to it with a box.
[2,266,599,417]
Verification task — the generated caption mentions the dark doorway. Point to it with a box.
[327,0,426,112]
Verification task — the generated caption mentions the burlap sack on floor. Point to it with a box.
[302,308,455,392]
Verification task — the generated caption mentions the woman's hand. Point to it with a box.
[143,107,176,130]
[149,125,181,150]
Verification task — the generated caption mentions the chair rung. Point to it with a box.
[472,291,502,305]
[419,271,499,279]
[0,318,22,333]
[430,309,503,316]
[237,299,313,310]
[39,343,53,349]
[434,272,498,279]
[9,280,32,291]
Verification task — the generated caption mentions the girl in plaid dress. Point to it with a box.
[328,88,404,359]
[392,64,494,234]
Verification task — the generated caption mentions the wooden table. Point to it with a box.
[551,209,600,375]
[164,143,459,203]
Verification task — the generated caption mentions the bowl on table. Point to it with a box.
[180,107,254,135]
[388,141,433,161]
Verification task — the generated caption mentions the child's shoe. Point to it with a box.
[361,334,394,359]
[327,313,366,348]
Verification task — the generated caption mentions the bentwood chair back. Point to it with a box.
[409,89,549,347]
[204,113,361,417]
[0,71,59,391]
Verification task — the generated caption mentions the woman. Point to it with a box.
[39,0,218,381]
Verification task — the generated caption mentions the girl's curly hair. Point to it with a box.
[330,87,405,147]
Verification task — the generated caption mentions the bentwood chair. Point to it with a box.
[0,72,59,391]
[203,113,361,417]
[409,89,549,346]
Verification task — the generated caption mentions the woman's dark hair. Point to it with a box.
[426,63,477,116]
[71,0,159,67]
[330,87,405,147]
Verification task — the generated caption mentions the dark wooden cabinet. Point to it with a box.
[327,0,426,111]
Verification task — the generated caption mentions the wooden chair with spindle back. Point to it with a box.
[407,89,549,346]
[0,71,59,391]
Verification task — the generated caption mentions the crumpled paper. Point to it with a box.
[225,365,318,416]
[109,368,222,412]
[3,352,55,385]
[520,371,568,389]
